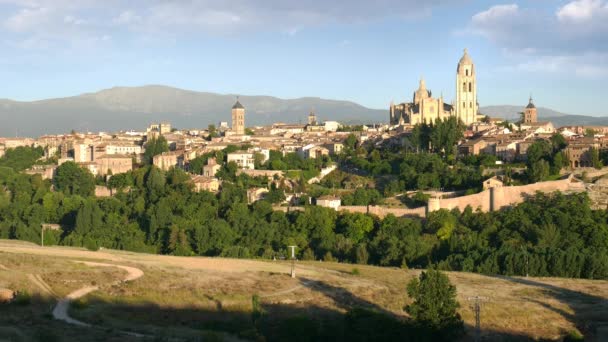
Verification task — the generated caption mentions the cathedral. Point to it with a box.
[390,49,479,126]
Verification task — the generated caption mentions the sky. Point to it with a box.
[0,0,606,115]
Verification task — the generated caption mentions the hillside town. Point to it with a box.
[0,50,606,214]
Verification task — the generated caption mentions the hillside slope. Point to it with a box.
[0,240,606,341]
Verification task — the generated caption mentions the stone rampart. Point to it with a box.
[428,177,585,213]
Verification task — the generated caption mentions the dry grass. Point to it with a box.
[1,240,607,341]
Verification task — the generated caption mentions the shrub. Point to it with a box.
[351,268,360,276]
[13,290,31,306]
[563,329,584,342]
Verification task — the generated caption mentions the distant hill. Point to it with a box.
[0,85,385,137]
[1,85,606,137]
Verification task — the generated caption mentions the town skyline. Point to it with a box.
[0,1,606,117]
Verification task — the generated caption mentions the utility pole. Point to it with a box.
[288,245,297,278]
[467,296,489,342]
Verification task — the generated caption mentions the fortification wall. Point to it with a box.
[429,177,585,213]
[339,205,426,218]
[430,190,491,212]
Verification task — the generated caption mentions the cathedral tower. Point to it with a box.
[456,48,477,125]
[231,98,245,135]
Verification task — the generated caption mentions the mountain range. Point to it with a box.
[0,85,605,137]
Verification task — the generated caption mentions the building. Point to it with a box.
[227,151,255,169]
[390,78,454,125]
[153,151,183,171]
[231,99,245,135]
[297,144,330,159]
[523,97,538,124]
[324,142,344,155]
[202,158,222,177]
[316,195,341,210]
[191,175,220,193]
[390,49,478,126]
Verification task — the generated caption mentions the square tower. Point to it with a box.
[231,99,245,135]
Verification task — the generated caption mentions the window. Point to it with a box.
[463,82,466,91]
[469,82,472,92]
[466,69,469,76]
[470,102,473,108]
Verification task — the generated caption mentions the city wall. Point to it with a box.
[273,177,586,219]
[428,176,585,214]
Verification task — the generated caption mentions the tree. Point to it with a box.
[207,124,219,140]
[550,133,568,152]
[143,136,169,164]
[53,162,95,197]
[344,134,358,151]
[528,159,550,182]
[406,269,463,340]
[590,147,603,169]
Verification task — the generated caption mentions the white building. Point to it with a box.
[227,151,255,170]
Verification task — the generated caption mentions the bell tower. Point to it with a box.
[456,48,477,125]
[231,97,245,135]
[523,96,537,124]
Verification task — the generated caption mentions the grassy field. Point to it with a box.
[1,239,607,341]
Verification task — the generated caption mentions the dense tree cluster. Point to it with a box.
[1,162,606,280]
[0,146,44,171]
[525,136,569,182]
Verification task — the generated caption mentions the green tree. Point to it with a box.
[406,269,463,340]
[53,162,95,197]
[143,136,169,164]
[528,159,550,182]
[590,147,603,169]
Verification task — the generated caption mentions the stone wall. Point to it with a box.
[428,177,585,213]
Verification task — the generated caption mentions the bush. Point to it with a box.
[13,290,31,306]
[563,329,584,342]
[323,251,336,262]
[351,268,360,276]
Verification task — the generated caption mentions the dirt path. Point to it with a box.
[27,274,57,298]
[52,261,144,329]
[0,264,9,271]
[260,280,313,298]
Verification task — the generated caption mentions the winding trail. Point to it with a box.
[52,261,144,329]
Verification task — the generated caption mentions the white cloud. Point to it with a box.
[468,2,608,79]
[556,0,608,22]
[509,53,608,78]
[472,4,518,24]
[4,6,52,32]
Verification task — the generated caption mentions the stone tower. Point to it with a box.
[523,96,537,124]
[231,98,245,135]
[308,108,317,125]
[456,48,477,125]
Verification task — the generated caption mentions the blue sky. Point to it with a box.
[0,0,606,116]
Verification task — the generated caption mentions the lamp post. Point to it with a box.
[288,245,297,278]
